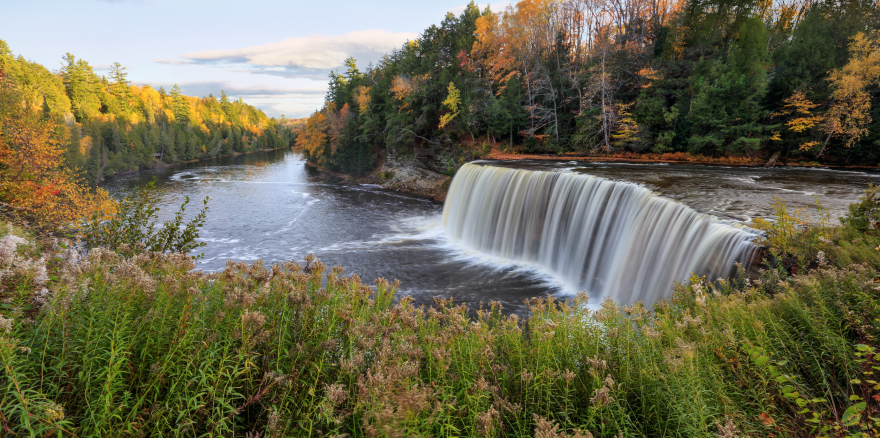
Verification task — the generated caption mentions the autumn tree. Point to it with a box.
[818,32,880,157]
[0,71,116,226]
[295,108,329,164]
[772,90,823,151]
[439,82,461,130]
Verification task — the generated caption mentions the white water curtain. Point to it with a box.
[443,163,758,305]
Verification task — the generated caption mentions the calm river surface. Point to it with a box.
[105,149,880,313]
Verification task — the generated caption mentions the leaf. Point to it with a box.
[850,395,864,401]
[754,355,771,366]
[758,412,776,426]
[857,344,872,352]
[842,403,867,426]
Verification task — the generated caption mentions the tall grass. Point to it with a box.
[3,201,880,436]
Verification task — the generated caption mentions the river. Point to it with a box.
[104,149,879,313]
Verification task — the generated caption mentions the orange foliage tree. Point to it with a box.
[295,107,329,162]
[0,72,116,227]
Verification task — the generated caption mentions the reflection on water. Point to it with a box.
[104,151,878,314]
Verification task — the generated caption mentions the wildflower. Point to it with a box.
[0,315,13,335]
[30,257,49,285]
[0,233,26,264]
[241,309,266,332]
[693,280,707,306]
[642,325,661,340]
[475,377,490,393]
[534,414,563,438]
[816,250,827,266]
[495,397,522,414]
[266,371,289,386]
[675,314,703,329]
[266,407,281,438]
[340,352,365,372]
[44,403,65,423]
[585,357,607,371]
[225,287,256,309]
[563,369,576,383]
[324,382,348,405]
[520,369,535,382]
[476,406,500,437]
[604,374,615,389]
[715,417,738,438]
[590,385,613,406]
[116,260,156,294]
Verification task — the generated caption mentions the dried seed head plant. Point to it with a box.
[6,187,880,438]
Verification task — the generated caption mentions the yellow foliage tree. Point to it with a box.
[354,86,371,115]
[820,32,880,157]
[295,108,329,158]
[439,82,461,130]
[772,90,823,151]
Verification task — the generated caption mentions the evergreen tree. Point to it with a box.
[688,17,771,155]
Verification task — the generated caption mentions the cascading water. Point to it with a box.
[442,163,759,306]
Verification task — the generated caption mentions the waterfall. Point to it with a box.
[442,163,759,305]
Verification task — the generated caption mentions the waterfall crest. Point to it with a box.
[442,163,759,305]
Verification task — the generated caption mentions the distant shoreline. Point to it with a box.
[98,147,287,182]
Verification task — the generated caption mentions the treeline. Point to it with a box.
[299,0,880,174]
[0,40,295,184]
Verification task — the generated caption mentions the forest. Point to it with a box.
[297,0,880,175]
[0,39,295,185]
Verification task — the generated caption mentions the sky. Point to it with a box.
[1,0,510,118]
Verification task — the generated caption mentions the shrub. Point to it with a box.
[841,184,880,234]
[82,179,208,259]
[752,195,831,271]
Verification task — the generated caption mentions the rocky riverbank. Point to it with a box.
[306,147,453,202]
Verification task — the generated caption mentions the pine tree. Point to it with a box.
[170,84,189,125]
[688,17,771,155]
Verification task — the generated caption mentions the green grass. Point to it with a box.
[3,220,880,436]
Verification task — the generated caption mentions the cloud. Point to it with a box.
[139,81,327,117]
[146,81,324,99]
[153,59,195,65]
[448,2,510,15]
[158,30,417,78]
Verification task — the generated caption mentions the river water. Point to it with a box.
[104,149,879,313]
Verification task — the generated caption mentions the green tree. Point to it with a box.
[170,84,188,125]
[688,17,772,155]
[60,53,101,121]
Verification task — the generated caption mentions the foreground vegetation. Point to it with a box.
[1,188,880,437]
